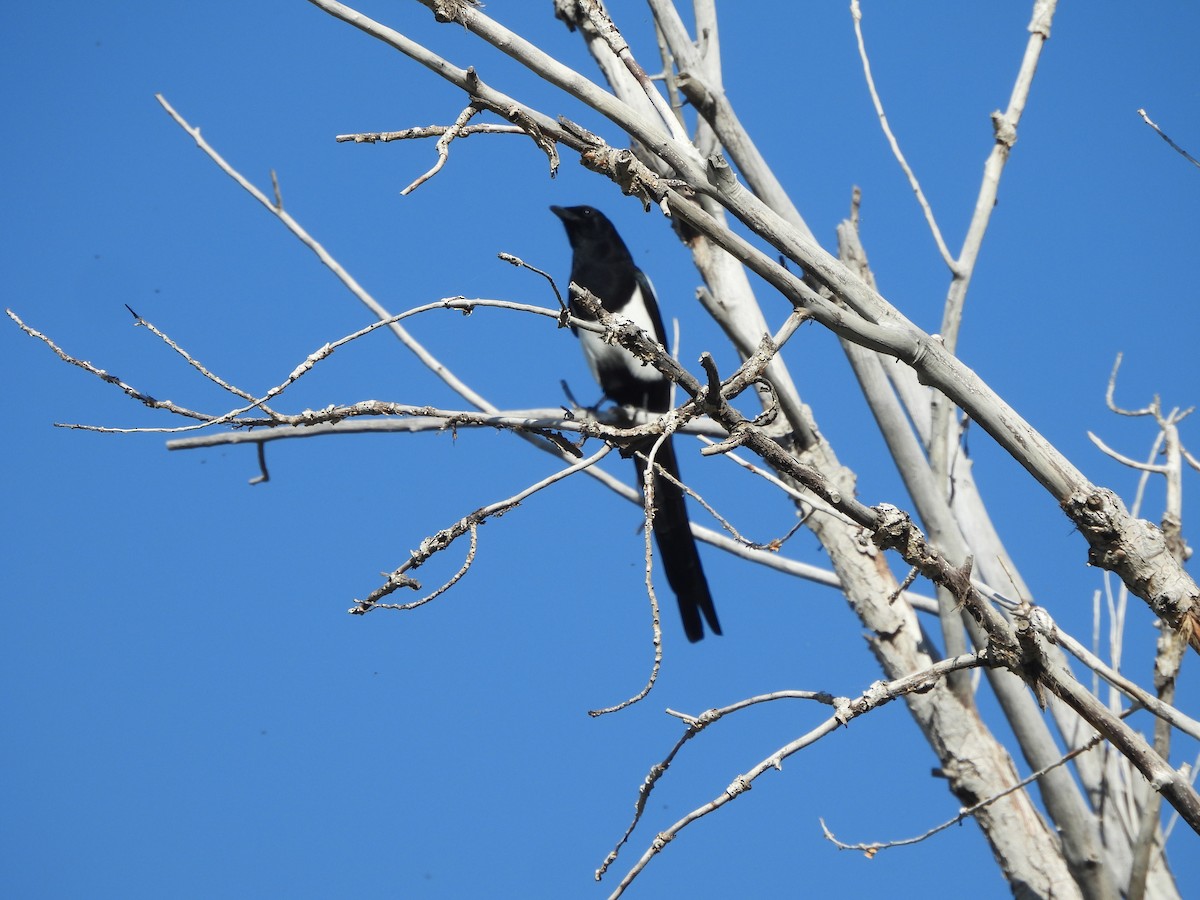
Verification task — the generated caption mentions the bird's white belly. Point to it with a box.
[579,282,663,384]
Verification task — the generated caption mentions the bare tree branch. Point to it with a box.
[849,0,954,268]
[605,652,990,897]
[1138,108,1200,169]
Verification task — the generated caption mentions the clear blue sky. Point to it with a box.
[4,3,1198,898]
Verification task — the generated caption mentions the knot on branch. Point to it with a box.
[430,0,480,24]
[870,503,918,556]
[691,707,721,730]
[724,775,752,799]
[1028,0,1054,38]
[575,144,660,209]
[1011,603,1055,706]
[990,110,1017,149]
[705,153,740,194]
[1064,488,1121,539]
[832,696,854,726]
[415,521,465,565]
[387,573,422,592]
[1012,601,1055,643]
[1062,489,1191,634]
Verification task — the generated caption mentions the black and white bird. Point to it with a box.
[551,204,721,642]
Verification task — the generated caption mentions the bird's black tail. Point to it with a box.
[633,436,721,642]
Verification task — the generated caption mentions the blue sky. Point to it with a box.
[4,3,1199,898]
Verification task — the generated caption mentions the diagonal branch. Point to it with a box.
[606,651,990,896]
[1138,108,1200,170]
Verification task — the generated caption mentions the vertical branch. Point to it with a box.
[928,0,1056,553]
[575,0,689,144]
[938,0,1056,353]
[837,209,1121,898]
[845,0,1058,549]
[691,0,722,158]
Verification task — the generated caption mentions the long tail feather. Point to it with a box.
[634,437,720,642]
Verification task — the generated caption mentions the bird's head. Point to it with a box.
[550,205,633,263]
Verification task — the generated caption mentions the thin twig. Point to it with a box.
[1137,109,1200,169]
[822,707,1131,856]
[7,308,217,426]
[370,524,479,611]
[1048,626,1200,741]
[401,102,481,194]
[596,690,840,880]
[125,305,267,408]
[351,444,614,613]
[155,93,501,418]
[604,652,989,895]
[336,123,525,142]
[926,0,1058,531]
[497,252,566,312]
[643,446,806,552]
[849,0,953,268]
[588,431,672,718]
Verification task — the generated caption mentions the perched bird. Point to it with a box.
[551,204,721,642]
